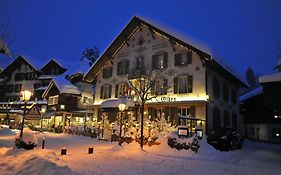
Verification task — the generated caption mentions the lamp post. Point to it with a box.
[40,105,47,130]
[19,90,32,139]
[118,103,126,146]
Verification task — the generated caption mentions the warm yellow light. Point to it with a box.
[118,103,126,112]
[21,90,32,101]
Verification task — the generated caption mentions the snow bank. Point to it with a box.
[15,128,38,145]
[0,127,16,136]
[0,148,78,175]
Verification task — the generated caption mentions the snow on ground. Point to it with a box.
[0,128,281,175]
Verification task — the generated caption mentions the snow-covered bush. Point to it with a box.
[15,128,37,150]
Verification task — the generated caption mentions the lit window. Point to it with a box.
[100,85,112,99]
[48,95,59,105]
[152,53,168,70]
[174,75,193,94]
[175,52,192,66]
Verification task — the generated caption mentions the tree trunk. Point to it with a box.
[140,102,145,149]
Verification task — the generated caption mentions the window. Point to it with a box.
[213,107,220,129]
[174,75,193,94]
[102,67,113,79]
[152,79,168,95]
[117,60,129,75]
[231,89,237,104]
[271,128,281,138]
[15,73,25,81]
[83,97,88,103]
[48,95,59,105]
[135,56,145,74]
[223,83,229,101]
[152,52,168,70]
[25,72,35,80]
[6,85,14,93]
[212,77,220,98]
[175,52,192,66]
[232,113,237,129]
[100,85,112,99]
[115,83,130,98]
[178,108,190,116]
[224,111,230,127]
[14,84,22,92]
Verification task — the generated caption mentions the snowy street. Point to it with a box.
[0,128,281,175]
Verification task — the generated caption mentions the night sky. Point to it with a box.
[1,0,281,77]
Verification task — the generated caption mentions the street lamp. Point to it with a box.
[118,103,126,146]
[19,90,32,139]
[40,105,47,130]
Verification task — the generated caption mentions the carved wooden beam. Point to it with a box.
[169,39,176,52]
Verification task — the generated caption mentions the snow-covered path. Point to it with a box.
[0,128,281,175]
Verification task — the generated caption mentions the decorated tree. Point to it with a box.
[127,68,173,148]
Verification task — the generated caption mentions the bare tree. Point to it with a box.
[127,67,172,148]
[0,23,12,57]
[81,46,100,67]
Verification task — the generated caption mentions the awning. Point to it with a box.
[100,98,135,110]
[179,115,205,121]
[42,111,56,119]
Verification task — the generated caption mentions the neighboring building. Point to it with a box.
[84,16,246,134]
[41,74,94,130]
[0,55,66,126]
[240,62,281,143]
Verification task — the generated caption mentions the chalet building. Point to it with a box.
[240,61,281,143]
[41,74,94,131]
[0,55,66,126]
[84,16,246,134]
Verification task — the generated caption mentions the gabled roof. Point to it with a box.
[0,55,40,77]
[84,16,246,87]
[259,72,281,83]
[239,86,263,102]
[42,76,81,98]
[41,59,67,73]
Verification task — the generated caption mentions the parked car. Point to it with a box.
[207,128,242,151]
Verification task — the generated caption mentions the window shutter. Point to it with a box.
[109,85,112,98]
[163,79,168,94]
[163,52,168,68]
[109,67,113,77]
[188,75,193,93]
[190,106,196,117]
[125,60,129,74]
[102,69,106,78]
[151,81,156,95]
[117,62,121,75]
[100,86,104,99]
[187,51,192,64]
[175,54,181,66]
[174,77,178,94]
[115,84,119,98]
[152,55,158,70]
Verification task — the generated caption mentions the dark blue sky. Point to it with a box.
[1,0,281,77]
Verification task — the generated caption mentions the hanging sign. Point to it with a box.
[25,104,41,120]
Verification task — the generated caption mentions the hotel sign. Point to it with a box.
[160,96,176,103]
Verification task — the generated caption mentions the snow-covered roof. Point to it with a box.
[35,86,48,91]
[52,76,81,95]
[239,86,263,102]
[84,16,246,87]
[259,72,281,83]
[37,75,56,80]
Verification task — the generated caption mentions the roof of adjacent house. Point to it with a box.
[259,72,281,83]
[239,86,263,102]
[42,76,81,98]
[84,16,247,87]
